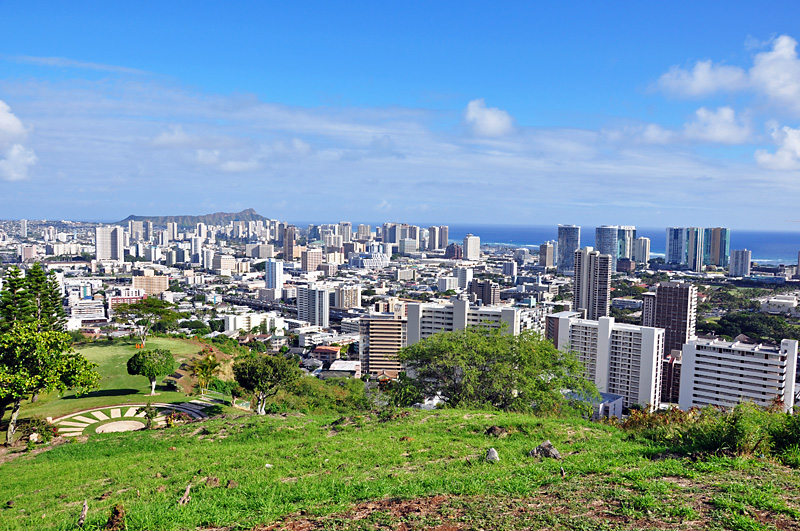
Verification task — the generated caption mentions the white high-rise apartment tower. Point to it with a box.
[574,247,611,320]
[265,258,284,290]
[557,225,580,273]
[729,249,751,277]
[95,226,124,263]
[463,234,480,260]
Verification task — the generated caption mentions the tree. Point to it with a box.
[192,349,221,392]
[127,348,175,395]
[0,266,35,334]
[114,298,178,346]
[233,354,301,415]
[25,263,67,332]
[0,322,99,445]
[397,326,598,414]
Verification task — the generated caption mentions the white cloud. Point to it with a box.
[640,124,677,144]
[0,100,35,181]
[750,35,800,113]
[657,60,747,97]
[0,144,37,181]
[683,107,751,144]
[152,125,194,147]
[464,99,514,137]
[10,55,146,75]
[755,124,800,170]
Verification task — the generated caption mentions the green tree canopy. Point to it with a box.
[25,263,67,332]
[127,348,175,395]
[0,322,99,444]
[0,266,35,334]
[233,354,301,415]
[397,327,598,414]
[114,297,178,346]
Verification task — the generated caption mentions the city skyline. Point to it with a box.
[1,3,800,229]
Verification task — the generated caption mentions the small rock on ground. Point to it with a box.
[528,440,561,460]
[486,448,500,462]
[485,426,508,438]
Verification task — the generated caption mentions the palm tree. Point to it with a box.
[192,349,221,394]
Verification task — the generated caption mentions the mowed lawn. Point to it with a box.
[19,337,206,421]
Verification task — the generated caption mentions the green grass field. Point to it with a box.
[18,337,206,421]
[1,409,799,530]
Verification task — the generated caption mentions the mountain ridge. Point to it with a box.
[116,208,267,228]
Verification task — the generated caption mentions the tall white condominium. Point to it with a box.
[574,247,611,320]
[551,314,664,410]
[339,222,352,243]
[729,249,752,277]
[557,225,580,274]
[454,266,473,289]
[633,237,651,264]
[265,258,284,290]
[617,226,636,259]
[686,227,704,272]
[297,283,330,327]
[19,219,27,238]
[594,225,619,272]
[463,234,480,260]
[666,227,687,265]
[166,222,178,241]
[95,226,124,263]
[680,338,797,412]
[427,226,440,251]
[356,224,371,240]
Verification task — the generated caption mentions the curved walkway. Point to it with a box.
[52,400,210,437]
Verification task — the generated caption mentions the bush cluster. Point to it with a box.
[621,402,800,465]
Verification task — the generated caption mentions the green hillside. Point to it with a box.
[2,408,799,530]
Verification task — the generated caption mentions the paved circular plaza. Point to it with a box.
[52,401,209,436]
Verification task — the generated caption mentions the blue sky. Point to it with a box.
[1,1,800,229]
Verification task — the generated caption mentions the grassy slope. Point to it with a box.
[2,409,800,530]
[19,337,205,421]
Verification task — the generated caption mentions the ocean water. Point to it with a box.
[445,224,800,266]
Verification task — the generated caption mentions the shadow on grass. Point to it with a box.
[63,388,141,399]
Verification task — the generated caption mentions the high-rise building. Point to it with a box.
[283,226,297,261]
[686,227,704,272]
[595,225,620,271]
[398,238,418,255]
[143,220,154,242]
[463,234,480,260]
[666,227,687,265]
[574,247,611,320]
[641,281,697,355]
[539,242,555,268]
[297,283,330,327]
[454,267,473,289]
[679,338,797,412]
[19,219,27,238]
[617,226,636,260]
[356,224,371,240]
[302,248,324,273]
[439,226,449,249]
[729,249,751,277]
[469,279,500,306]
[339,222,352,243]
[334,284,361,309]
[406,299,522,345]
[95,226,124,263]
[708,227,731,268]
[633,237,650,264]
[359,314,407,376]
[557,225,580,274]
[550,314,664,410]
[265,258,284,290]
[427,226,440,251]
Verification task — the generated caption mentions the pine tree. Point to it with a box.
[25,263,66,332]
[0,267,35,334]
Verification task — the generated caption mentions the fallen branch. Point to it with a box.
[178,484,191,506]
[78,500,88,527]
